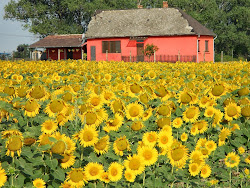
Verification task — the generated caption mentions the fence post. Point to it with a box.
[106,50,108,61]
[221,51,223,63]
[178,51,180,61]
[154,50,156,62]
[203,51,205,62]
[130,51,132,62]
[58,49,60,60]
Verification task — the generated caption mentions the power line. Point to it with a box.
[0,32,40,38]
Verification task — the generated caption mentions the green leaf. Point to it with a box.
[49,137,58,143]
[15,173,25,187]
[52,153,64,159]
[46,158,58,169]
[21,147,34,158]
[175,107,182,117]
[39,144,51,151]
[54,167,66,181]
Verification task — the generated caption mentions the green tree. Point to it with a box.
[4,0,249,58]
[13,44,30,59]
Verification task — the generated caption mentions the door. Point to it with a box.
[67,49,73,59]
[91,46,96,61]
[137,43,144,62]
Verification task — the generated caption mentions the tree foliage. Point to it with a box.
[13,44,30,59]
[4,0,249,58]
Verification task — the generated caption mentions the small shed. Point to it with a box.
[85,3,216,62]
[29,34,86,60]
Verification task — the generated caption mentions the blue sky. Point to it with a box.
[0,0,39,53]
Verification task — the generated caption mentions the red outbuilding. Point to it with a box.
[29,34,86,60]
[85,3,216,62]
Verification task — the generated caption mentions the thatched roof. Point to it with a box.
[86,8,216,39]
[30,34,83,48]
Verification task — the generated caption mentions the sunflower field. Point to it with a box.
[0,60,249,188]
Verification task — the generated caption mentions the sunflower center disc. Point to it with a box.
[70,170,84,183]
[227,106,237,117]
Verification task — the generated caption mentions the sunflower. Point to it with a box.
[167,140,189,168]
[204,106,215,118]
[124,154,145,175]
[225,152,240,168]
[154,85,170,101]
[124,170,136,182]
[200,164,211,178]
[84,162,104,181]
[104,113,123,132]
[209,82,228,99]
[0,166,7,187]
[131,120,144,131]
[51,138,67,155]
[189,163,200,176]
[108,162,124,182]
[157,103,171,117]
[189,150,205,166]
[102,90,115,104]
[172,117,183,128]
[128,82,143,96]
[94,135,109,155]
[125,102,144,121]
[45,99,67,117]
[24,99,40,117]
[138,146,158,166]
[183,106,200,123]
[6,135,23,157]
[1,129,22,139]
[81,111,101,127]
[205,140,217,153]
[212,109,223,127]
[190,125,198,136]
[88,93,104,109]
[41,120,58,134]
[238,146,245,155]
[33,178,46,188]
[157,130,173,149]
[231,123,240,132]
[27,85,49,101]
[96,108,108,123]
[224,103,241,121]
[38,133,53,147]
[57,113,69,126]
[110,99,124,114]
[113,136,131,156]
[192,120,208,134]
[16,86,28,98]
[241,105,250,117]
[177,89,195,105]
[59,153,76,169]
[218,127,231,146]
[180,132,188,142]
[148,70,157,79]
[139,92,150,105]
[100,171,110,183]
[198,96,210,108]
[142,131,158,147]
[24,137,36,146]
[66,168,87,187]
[78,126,98,147]
[157,117,171,129]
[245,155,250,164]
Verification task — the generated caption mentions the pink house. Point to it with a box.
[85,4,216,62]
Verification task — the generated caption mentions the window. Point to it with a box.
[205,40,209,52]
[198,40,200,52]
[102,41,121,53]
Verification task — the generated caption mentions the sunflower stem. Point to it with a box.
[143,171,145,187]
[229,168,232,188]
[60,125,63,134]
[171,165,174,174]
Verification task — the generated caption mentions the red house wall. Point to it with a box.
[46,48,82,60]
[87,36,214,62]
[197,36,214,62]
